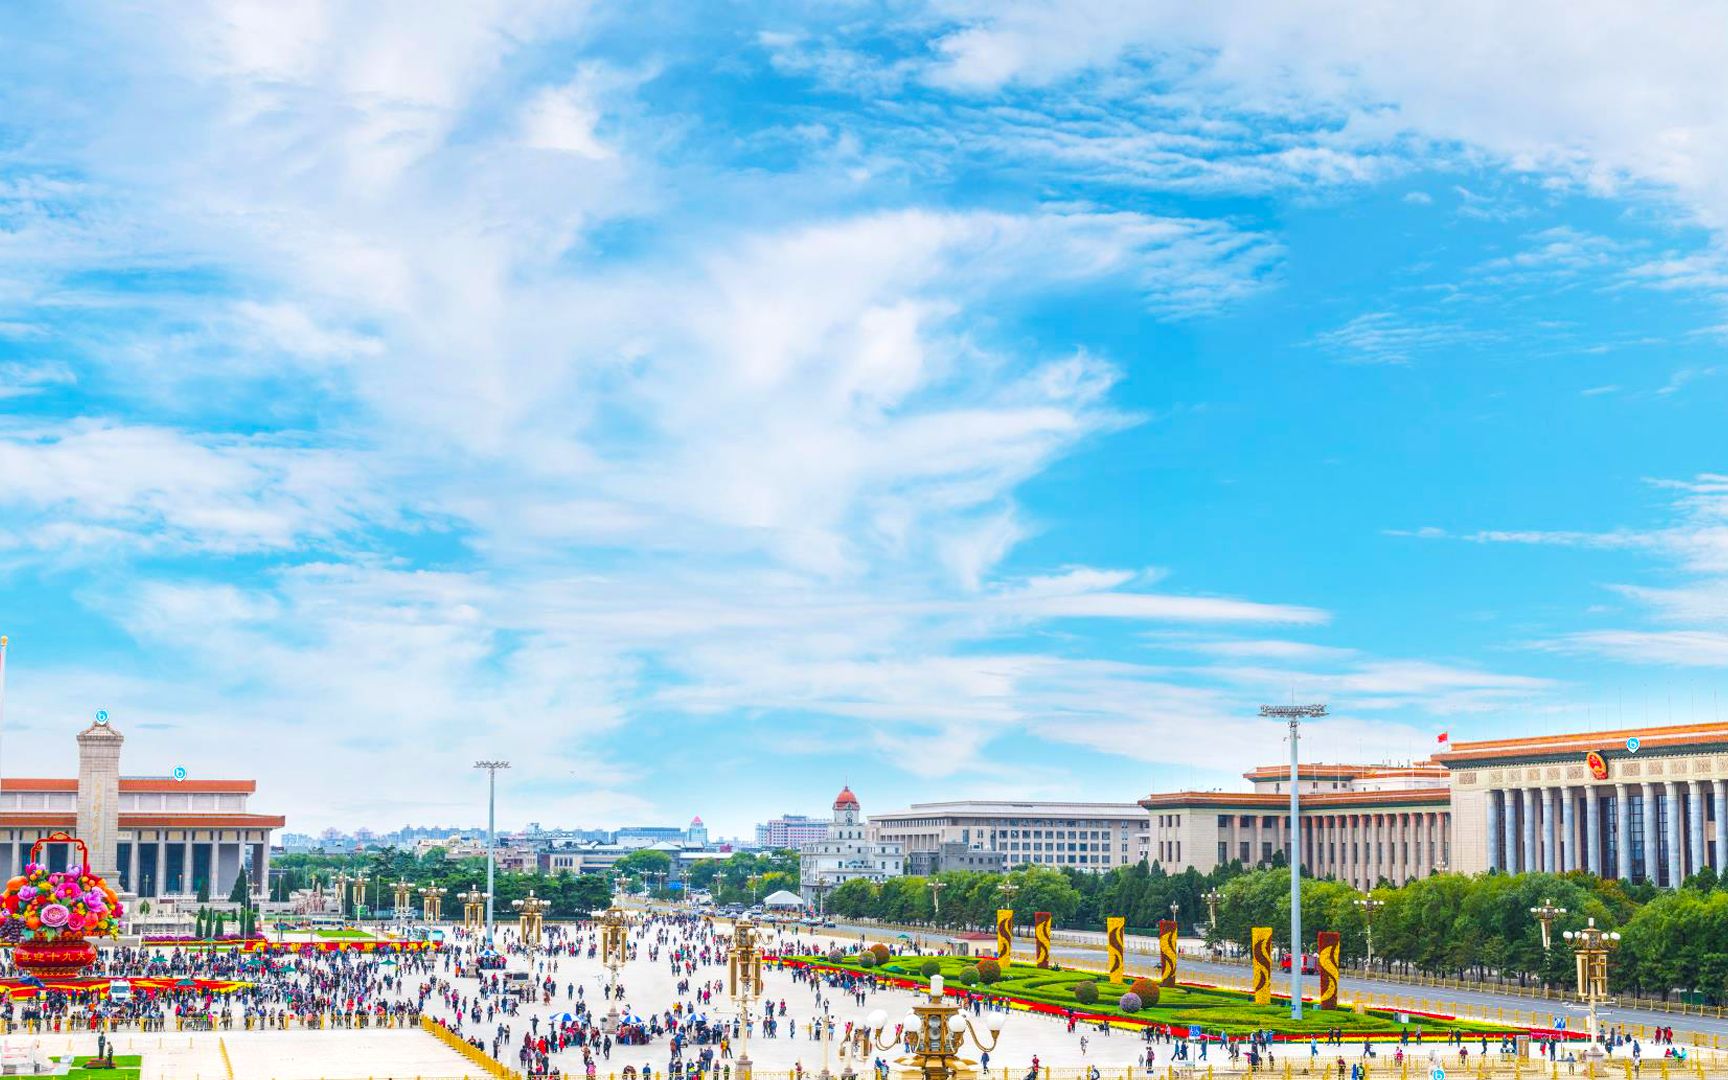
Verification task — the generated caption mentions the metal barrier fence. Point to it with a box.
[0,1010,418,1034]
[421,1014,526,1080]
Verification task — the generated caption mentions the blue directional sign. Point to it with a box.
[1626,736,1642,754]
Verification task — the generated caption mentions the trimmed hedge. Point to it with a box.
[1073,980,1098,1005]
[1119,992,1143,1013]
[789,954,1507,1037]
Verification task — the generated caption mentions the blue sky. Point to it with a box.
[3,2,1728,836]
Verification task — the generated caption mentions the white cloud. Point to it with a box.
[917,1,1728,231]
[0,422,403,557]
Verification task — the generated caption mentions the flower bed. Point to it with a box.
[779,955,1552,1040]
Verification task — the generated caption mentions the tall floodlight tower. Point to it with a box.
[1260,703,1328,1020]
[474,761,511,944]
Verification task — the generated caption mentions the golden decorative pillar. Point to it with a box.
[420,885,447,923]
[513,889,550,946]
[460,888,489,932]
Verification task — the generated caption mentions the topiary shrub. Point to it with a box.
[1129,977,1159,1005]
[827,948,845,963]
[868,943,891,964]
[1073,980,1099,1005]
[976,957,1002,984]
[959,967,980,985]
[858,952,877,968]
[1118,992,1143,1013]
[920,959,941,977]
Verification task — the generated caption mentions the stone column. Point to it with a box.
[1689,781,1707,878]
[155,840,166,898]
[1586,789,1602,876]
[128,842,139,892]
[1486,791,1503,872]
[1521,788,1538,872]
[1615,784,1632,880]
[1559,787,1575,872]
[1642,783,1660,883]
[74,718,125,880]
[1665,781,1684,887]
[1548,787,1562,870]
[1715,780,1728,872]
[183,837,193,895]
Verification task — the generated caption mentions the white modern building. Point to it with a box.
[799,786,903,902]
[757,814,830,849]
[870,800,1150,871]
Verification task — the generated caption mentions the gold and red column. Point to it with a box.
[995,908,1014,963]
[1316,930,1341,1010]
[1106,917,1125,982]
[1250,927,1272,1005]
[1033,911,1052,968]
[1157,919,1178,986]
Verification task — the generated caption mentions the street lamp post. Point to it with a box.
[729,919,765,1080]
[1531,898,1568,952]
[351,874,370,922]
[853,975,1005,1080]
[1355,896,1384,970]
[1168,901,1180,932]
[601,904,630,1033]
[929,880,946,923]
[474,761,510,944]
[1562,917,1620,1059]
[1202,889,1222,929]
[815,873,831,919]
[1261,703,1328,1021]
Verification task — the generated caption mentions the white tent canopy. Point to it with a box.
[761,890,805,909]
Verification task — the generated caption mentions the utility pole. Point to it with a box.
[1261,703,1327,1020]
[474,761,511,944]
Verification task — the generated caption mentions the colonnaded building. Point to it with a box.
[0,716,284,899]
[1135,720,1728,892]
[1141,762,1452,890]
[1443,722,1728,885]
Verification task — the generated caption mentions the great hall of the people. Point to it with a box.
[1140,720,1728,889]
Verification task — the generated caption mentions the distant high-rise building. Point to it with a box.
[686,816,709,847]
[755,814,829,849]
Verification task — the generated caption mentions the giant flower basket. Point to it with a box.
[0,832,123,978]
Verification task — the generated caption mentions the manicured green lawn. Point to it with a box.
[68,1053,143,1079]
[313,928,376,939]
[793,955,1509,1038]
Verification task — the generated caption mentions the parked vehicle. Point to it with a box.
[1279,952,1319,974]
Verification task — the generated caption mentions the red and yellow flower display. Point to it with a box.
[0,861,123,943]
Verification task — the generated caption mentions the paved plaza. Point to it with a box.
[1,914,1719,1079]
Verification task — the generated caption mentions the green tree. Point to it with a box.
[228,867,250,905]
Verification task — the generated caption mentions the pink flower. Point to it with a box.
[56,882,79,900]
[65,913,85,932]
[17,886,36,901]
[39,903,69,928]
